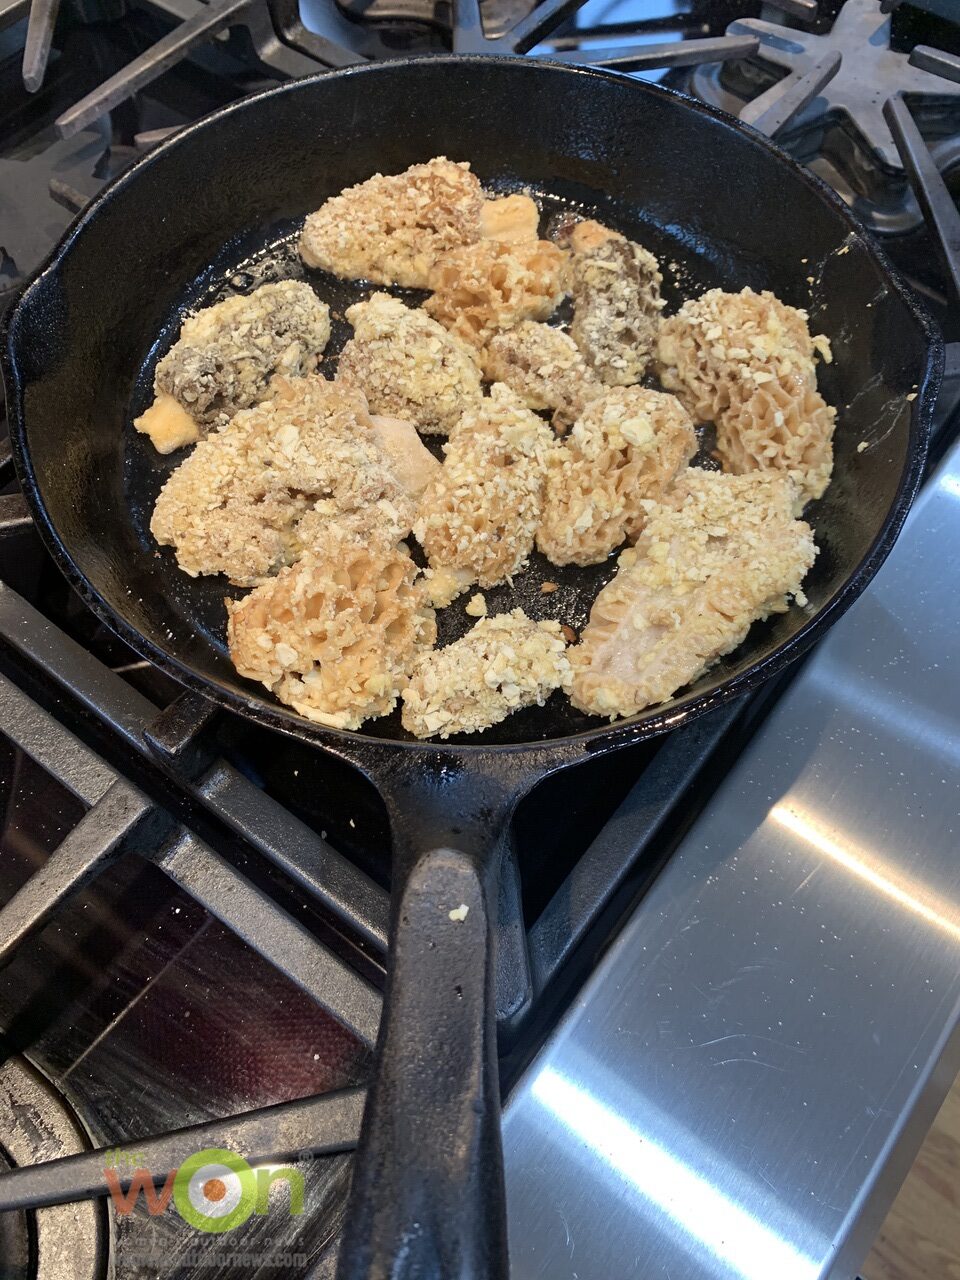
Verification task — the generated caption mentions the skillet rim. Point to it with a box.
[1,55,943,763]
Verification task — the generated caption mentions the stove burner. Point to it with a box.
[0,1057,106,1280]
[691,0,960,233]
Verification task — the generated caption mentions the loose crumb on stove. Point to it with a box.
[857,441,869,453]
[906,392,917,402]
[448,903,470,922]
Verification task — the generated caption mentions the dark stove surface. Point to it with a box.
[1,0,959,1276]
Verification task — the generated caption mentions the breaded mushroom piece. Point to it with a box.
[135,282,331,450]
[568,470,816,719]
[151,377,411,587]
[561,219,664,386]
[537,387,697,567]
[401,609,570,739]
[481,321,602,432]
[337,293,482,436]
[425,239,567,350]
[299,158,484,289]
[413,384,559,589]
[657,286,835,504]
[228,529,436,731]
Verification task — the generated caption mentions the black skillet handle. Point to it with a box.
[336,841,506,1280]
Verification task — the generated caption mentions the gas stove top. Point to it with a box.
[0,2,959,1278]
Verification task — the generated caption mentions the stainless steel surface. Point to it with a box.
[504,433,960,1280]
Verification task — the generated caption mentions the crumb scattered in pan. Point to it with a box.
[857,441,868,452]
[465,592,487,617]
[541,581,559,594]
[448,903,470,922]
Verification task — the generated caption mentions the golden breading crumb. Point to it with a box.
[227,529,436,730]
[464,592,487,617]
[657,287,835,503]
[413,384,560,589]
[480,194,540,244]
[299,158,484,289]
[421,565,474,608]
[537,387,697,567]
[569,469,816,718]
[144,282,331,437]
[481,321,602,431]
[566,221,664,385]
[151,377,411,587]
[401,609,570,739]
[337,293,482,435]
[425,239,567,350]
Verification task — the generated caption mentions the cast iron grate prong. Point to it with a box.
[21,0,59,91]
[0,1090,365,1212]
[739,48,841,138]
[553,33,759,72]
[884,95,960,306]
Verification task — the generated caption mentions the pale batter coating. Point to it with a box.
[425,239,567,350]
[480,194,540,244]
[337,293,482,435]
[657,287,835,503]
[299,158,484,289]
[569,470,815,719]
[413,383,560,589]
[481,321,601,431]
[227,530,436,731]
[401,608,570,739]
[137,281,331,446]
[151,377,411,587]
[537,387,697,567]
[564,220,664,385]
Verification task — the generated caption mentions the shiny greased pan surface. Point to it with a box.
[2,57,940,1280]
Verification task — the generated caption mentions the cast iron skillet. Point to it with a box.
[2,56,941,1280]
